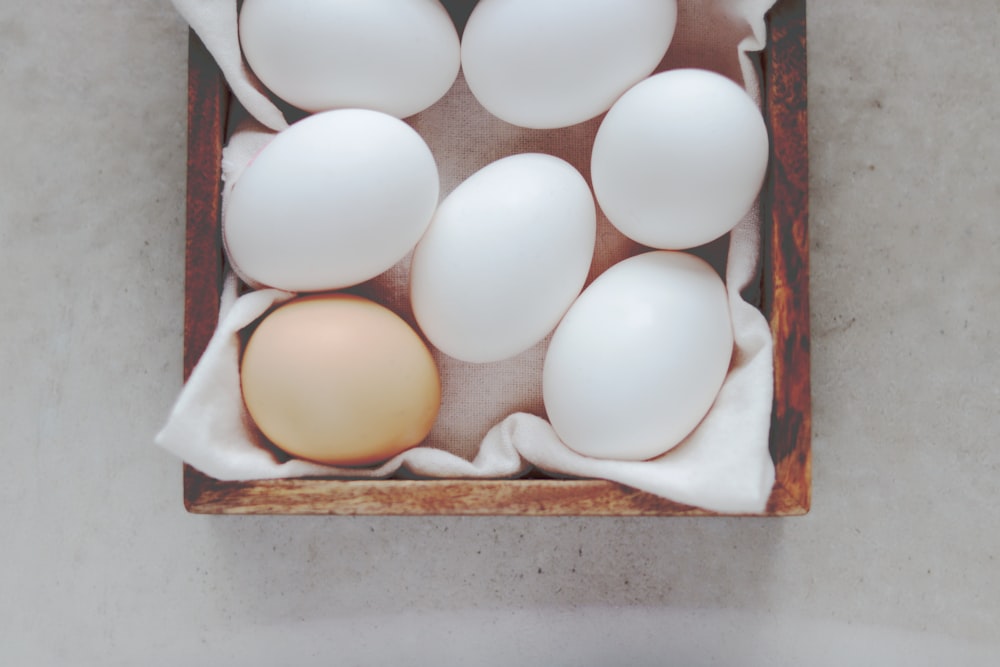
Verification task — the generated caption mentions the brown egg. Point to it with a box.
[240,294,441,466]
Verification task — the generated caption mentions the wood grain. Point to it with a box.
[181,0,809,516]
[185,473,714,516]
[762,0,811,515]
[183,31,228,381]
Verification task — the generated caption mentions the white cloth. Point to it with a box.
[158,0,778,513]
[171,0,288,131]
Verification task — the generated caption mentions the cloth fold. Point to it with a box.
[172,0,289,131]
[158,0,779,513]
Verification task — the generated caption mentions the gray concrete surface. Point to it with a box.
[2,1,998,664]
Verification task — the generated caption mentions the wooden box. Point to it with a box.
[180,0,809,515]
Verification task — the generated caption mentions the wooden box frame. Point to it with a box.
[180,0,809,515]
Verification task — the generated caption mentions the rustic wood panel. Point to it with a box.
[762,0,811,515]
[185,473,711,516]
[181,0,809,516]
[183,31,228,380]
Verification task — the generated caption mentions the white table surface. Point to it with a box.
[2,1,998,665]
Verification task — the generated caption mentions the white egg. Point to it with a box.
[238,0,460,118]
[410,154,596,363]
[543,251,733,461]
[224,109,439,292]
[461,0,676,129]
[591,69,770,249]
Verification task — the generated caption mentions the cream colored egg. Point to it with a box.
[240,294,441,466]
[239,0,461,117]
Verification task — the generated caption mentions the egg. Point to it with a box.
[591,68,770,249]
[461,0,676,129]
[542,251,733,461]
[410,153,596,363]
[240,294,441,466]
[238,0,460,118]
[223,109,440,292]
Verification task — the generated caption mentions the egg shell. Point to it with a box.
[223,109,440,292]
[410,153,596,363]
[591,68,770,249]
[461,0,677,129]
[238,0,461,118]
[542,251,733,461]
[240,294,442,467]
